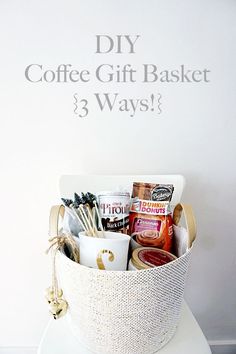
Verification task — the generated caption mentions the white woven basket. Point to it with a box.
[50,201,196,354]
[57,247,192,354]
[50,175,196,353]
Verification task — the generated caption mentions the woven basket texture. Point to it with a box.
[57,248,192,354]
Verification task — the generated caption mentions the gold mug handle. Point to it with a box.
[96,249,115,270]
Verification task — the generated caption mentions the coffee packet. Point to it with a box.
[129,182,174,252]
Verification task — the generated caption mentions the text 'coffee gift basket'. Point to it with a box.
[46,176,196,354]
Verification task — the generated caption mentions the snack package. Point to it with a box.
[97,191,130,234]
[129,182,174,252]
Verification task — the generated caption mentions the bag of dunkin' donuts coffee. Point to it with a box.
[129,182,174,253]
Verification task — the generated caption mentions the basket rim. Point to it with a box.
[58,242,194,275]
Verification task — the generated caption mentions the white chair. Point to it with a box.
[38,175,211,354]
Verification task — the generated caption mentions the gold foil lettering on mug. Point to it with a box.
[96,249,115,270]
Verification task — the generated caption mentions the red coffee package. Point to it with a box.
[129,182,174,253]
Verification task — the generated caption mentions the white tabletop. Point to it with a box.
[38,302,211,354]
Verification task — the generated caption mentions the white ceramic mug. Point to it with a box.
[77,231,130,271]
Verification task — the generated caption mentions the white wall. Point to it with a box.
[0,0,235,348]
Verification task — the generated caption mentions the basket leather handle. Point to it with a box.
[49,205,65,237]
[173,203,196,247]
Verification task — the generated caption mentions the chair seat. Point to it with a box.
[38,302,211,354]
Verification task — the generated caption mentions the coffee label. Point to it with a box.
[130,198,170,215]
[151,185,173,201]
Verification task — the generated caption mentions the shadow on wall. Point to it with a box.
[182,172,236,341]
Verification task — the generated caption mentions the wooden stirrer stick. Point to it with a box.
[79,205,95,236]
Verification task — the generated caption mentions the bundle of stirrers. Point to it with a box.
[62,192,104,238]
